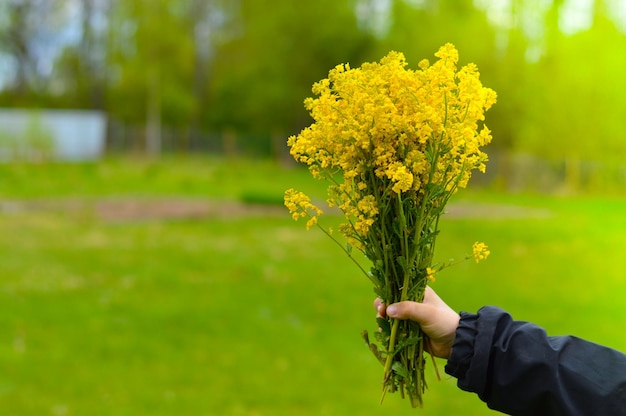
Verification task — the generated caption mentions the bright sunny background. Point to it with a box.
[1,1,626,415]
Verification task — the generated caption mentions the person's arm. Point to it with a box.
[444,306,626,416]
[382,291,626,416]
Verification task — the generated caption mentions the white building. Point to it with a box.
[0,109,106,161]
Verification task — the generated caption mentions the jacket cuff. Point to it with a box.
[444,311,478,380]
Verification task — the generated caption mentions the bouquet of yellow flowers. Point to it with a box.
[285,43,495,408]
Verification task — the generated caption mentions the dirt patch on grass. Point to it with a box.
[96,198,286,221]
[445,202,553,220]
[0,197,552,222]
[0,197,286,222]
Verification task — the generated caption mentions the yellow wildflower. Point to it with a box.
[284,189,323,229]
[426,267,436,283]
[472,242,490,263]
[357,195,378,217]
[354,195,379,235]
[390,165,414,194]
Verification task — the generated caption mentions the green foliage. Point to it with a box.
[377,0,497,68]
[1,1,626,187]
[209,0,373,134]
[0,157,625,414]
[106,0,198,126]
[520,12,626,163]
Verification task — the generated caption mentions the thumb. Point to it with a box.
[386,301,435,326]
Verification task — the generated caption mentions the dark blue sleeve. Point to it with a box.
[444,306,626,416]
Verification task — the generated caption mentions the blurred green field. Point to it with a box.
[1,157,625,415]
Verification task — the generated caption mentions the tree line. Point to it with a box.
[1,0,626,186]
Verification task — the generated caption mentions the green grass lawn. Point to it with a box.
[1,156,625,415]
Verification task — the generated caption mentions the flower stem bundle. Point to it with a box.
[285,43,495,408]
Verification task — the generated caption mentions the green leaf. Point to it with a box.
[395,334,422,352]
[361,330,385,365]
[376,317,391,336]
[392,361,410,379]
[373,286,385,299]
[396,256,409,275]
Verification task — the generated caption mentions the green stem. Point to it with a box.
[316,223,373,284]
[382,193,413,387]
[382,318,400,378]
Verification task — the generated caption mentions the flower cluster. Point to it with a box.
[284,188,323,230]
[285,44,495,408]
[473,241,491,263]
[287,44,496,241]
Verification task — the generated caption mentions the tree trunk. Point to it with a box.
[564,157,580,192]
[146,70,161,157]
